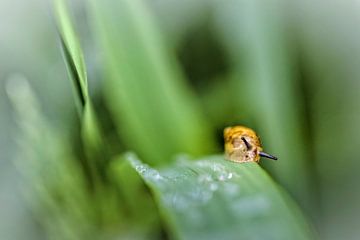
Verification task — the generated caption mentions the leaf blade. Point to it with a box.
[128,154,315,240]
[54,0,88,110]
[54,0,108,168]
[89,0,216,165]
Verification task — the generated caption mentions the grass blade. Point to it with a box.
[6,76,98,240]
[54,0,108,173]
[54,0,88,112]
[89,0,216,165]
[128,153,315,240]
[107,156,163,239]
[54,1,125,231]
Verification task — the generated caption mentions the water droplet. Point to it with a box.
[127,153,163,181]
[218,174,226,181]
[135,164,147,174]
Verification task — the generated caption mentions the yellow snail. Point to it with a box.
[224,125,277,163]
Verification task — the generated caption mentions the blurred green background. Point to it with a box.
[1,0,360,239]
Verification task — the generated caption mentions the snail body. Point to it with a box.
[224,125,277,163]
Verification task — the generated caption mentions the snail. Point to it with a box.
[224,125,277,163]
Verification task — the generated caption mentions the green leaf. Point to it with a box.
[54,0,107,172]
[54,0,88,111]
[107,156,162,239]
[89,0,216,165]
[6,76,97,240]
[54,1,122,231]
[127,153,315,240]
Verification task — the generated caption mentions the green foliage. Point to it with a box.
[7,0,318,239]
[107,157,162,238]
[55,0,104,165]
[54,0,88,111]
[89,0,216,165]
[54,1,162,238]
[7,76,98,240]
[129,154,315,240]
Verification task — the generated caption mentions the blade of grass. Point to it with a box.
[6,76,99,240]
[107,156,163,239]
[55,0,126,231]
[89,0,216,165]
[55,2,164,236]
[54,0,88,113]
[55,0,107,174]
[127,153,316,240]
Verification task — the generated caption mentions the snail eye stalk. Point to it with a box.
[259,151,278,160]
[241,137,252,150]
[223,125,279,163]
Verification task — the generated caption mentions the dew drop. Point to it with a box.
[127,153,163,181]
[218,174,226,181]
[135,164,147,174]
